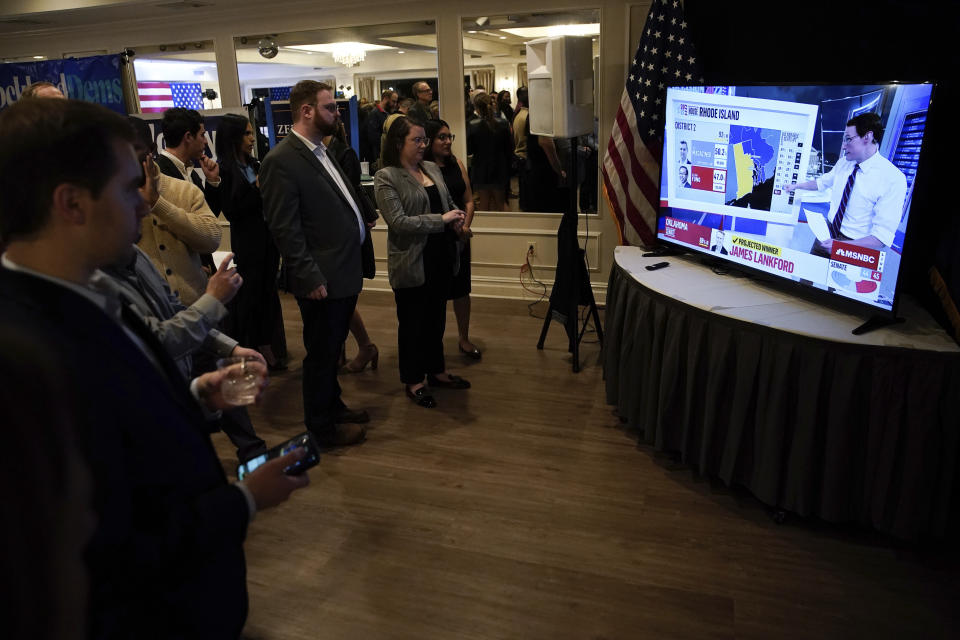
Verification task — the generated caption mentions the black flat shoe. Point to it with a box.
[427,374,471,389]
[406,386,437,408]
[459,343,482,360]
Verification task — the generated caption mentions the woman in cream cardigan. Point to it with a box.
[374,116,469,408]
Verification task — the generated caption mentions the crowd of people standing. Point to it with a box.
[0,75,599,636]
[359,83,597,214]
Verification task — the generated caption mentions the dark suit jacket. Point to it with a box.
[260,133,376,297]
[0,266,249,639]
[361,107,388,164]
[155,152,222,216]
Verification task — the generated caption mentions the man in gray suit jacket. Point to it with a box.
[260,80,373,447]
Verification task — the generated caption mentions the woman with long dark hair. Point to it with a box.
[215,113,287,368]
[424,118,481,359]
[467,92,513,211]
[497,89,515,123]
[374,116,469,408]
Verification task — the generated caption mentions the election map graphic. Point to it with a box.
[666,91,817,223]
[725,125,780,210]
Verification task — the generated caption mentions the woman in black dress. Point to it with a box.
[215,113,287,368]
[467,92,513,211]
[424,118,481,359]
[497,89,515,123]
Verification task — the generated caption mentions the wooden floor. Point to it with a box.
[214,290,960,640]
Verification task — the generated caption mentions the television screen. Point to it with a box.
[657,83,935,313]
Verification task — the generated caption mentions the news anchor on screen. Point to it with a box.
[785,113,907,258]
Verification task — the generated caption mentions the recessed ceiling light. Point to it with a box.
[468,30,477,34]
[499,36,507,40]
[33,55,44,59]
[397,50,405,54]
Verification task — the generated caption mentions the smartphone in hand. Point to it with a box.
[237,432,320,480]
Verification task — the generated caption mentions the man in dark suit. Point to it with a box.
[408,80,433,124]
[362,89,396,168]
[155,107,222,216]
[261,79,373,448]
[0,98,308,638]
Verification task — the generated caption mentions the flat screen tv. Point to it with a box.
[657,82,935,315]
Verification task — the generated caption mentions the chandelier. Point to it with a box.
[331,42,366,68]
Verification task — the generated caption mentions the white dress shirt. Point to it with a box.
[290,129,366,244]
[816,151,907,247]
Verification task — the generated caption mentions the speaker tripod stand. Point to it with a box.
[535,137,603,372]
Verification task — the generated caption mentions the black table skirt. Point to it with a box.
[603,262,960,539]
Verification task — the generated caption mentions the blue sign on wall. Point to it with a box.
[0,54,126,113]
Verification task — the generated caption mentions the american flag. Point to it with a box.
[137,81,204,113]
[601,0,702,246]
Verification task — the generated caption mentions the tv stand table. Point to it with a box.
[603,246,960,539]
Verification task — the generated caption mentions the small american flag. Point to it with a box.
[601,0,702,246]
[137,81,204,113]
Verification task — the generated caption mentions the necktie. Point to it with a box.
[830,163,859,239]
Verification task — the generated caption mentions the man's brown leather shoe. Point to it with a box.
[330,423,366,447]
[335,407,370,424]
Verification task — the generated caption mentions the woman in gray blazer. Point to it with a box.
[374,116,469,408]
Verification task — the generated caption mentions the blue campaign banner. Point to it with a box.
[266,100,293,148]
[0,54,125,113]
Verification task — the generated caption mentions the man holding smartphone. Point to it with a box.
[0,98,310,637]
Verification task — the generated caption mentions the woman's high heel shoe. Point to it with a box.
[345,343,379,373]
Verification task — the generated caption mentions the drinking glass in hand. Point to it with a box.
[216,356,264,406]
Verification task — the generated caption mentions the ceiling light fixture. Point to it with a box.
[331,42,366,67]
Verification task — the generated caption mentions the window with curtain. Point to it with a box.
[470,68,494,92]
[355,76,376,103]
